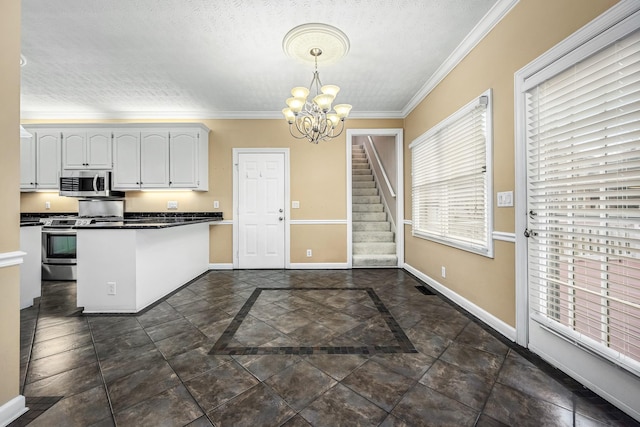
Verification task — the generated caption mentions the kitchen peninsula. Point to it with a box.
[76,213,222,313]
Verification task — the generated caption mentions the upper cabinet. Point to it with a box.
[111,124,209,191]
[20,129,62,191]
[62,130,112,169]
[21,123,209,192]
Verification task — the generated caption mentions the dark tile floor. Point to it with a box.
[13,269,639,426]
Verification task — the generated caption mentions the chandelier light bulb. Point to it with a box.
[327,113,340,128]
[334,104,352,119]
[282,108,296,123]
[313,94,334,112]
[286,97,305,114]
[291,87,310,99]
[321,85,340,97]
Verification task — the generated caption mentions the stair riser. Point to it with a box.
[352,181,376,188]
[353,212,386,221]
[353,243,397,255]
[353,232,394,242]
[353,222,390,231]
[353,196,381,204]
[353,175,374,182]
[353,188,378,196]
[352,170,372,175]
[353,255,398,267]
[352,204,383,212]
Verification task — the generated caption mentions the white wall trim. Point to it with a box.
[212,220,233,225]
[0,251,26,269]
[492,231,516,243]
[208,263,234,270]
[289,262,349,270]
[0,395,27,427]
[289,220,347,225]
[404,263,517,341]
[403,219,412,226]
[402,0,519,117]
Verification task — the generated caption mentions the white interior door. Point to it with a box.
[237,152,286,269]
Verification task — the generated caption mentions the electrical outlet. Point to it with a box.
[306,249,312,257]
[107,282,116,295]
[45,201,51,209]
[441,266,446,278]
[167,201,178,210]
[292,201,300,209]
[213,200,219,209]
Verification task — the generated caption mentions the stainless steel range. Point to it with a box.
[41,200,124,281]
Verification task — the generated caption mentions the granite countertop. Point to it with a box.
[75,216,222,229]
[20,221,43,227]
[20,212,223,229]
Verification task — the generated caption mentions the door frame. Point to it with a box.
[233,148,290,269]
[346,128,404,268]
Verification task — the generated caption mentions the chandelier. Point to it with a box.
[282,47,352,144]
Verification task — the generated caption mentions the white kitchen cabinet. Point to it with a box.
[20,135,37,189]
[62,130,112,169]
[140,131,170,188]
[169,129,207,190]
[22,123,209,192]
[113,126,208,191]
[21,129,62,191]
[113,131,141,189]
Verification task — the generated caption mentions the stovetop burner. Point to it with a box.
[41,216,124,228]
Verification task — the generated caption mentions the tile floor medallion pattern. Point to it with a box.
[12,269,640,426]
[210,288,416,356]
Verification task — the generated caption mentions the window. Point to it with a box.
[526,27,640,371]
[410,90,493,256]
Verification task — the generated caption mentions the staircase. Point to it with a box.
[352,144,397,267]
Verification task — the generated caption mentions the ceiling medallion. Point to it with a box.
[281,24,352,144]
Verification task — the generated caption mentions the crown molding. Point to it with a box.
[401,0,519,117]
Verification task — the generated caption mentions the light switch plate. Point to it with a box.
[213,201,219,209]
[292,201,300,209]
[497,191,513,207]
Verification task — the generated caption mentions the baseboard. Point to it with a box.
[0,395,27,427]
[289,263,349,270]
[209,263,233,270]
[404,263,516,341]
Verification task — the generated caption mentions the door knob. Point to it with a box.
[279,208,283,213]
[279,217,284,221]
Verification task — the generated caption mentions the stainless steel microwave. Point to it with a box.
[59,170,124,198]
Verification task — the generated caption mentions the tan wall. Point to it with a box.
[0,0,21,408]
[21,118,402,265]
[403,0,618,326]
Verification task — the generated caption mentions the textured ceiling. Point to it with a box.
[20,0,513,119]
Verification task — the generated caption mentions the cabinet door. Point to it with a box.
[140,131,169,188]
[36,131,62,189]
[112,131,141,189]
[86,131,112,169]
[62,131,87,169]
[20,136,37,189]
[169,130,198,188]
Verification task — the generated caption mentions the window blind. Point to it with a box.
[410,92,492,256]
[527,28,640,370]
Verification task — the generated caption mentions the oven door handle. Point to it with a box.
[42,229,77,235]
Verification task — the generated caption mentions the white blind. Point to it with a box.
[410,92,491,255]
[527,28,640,371]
